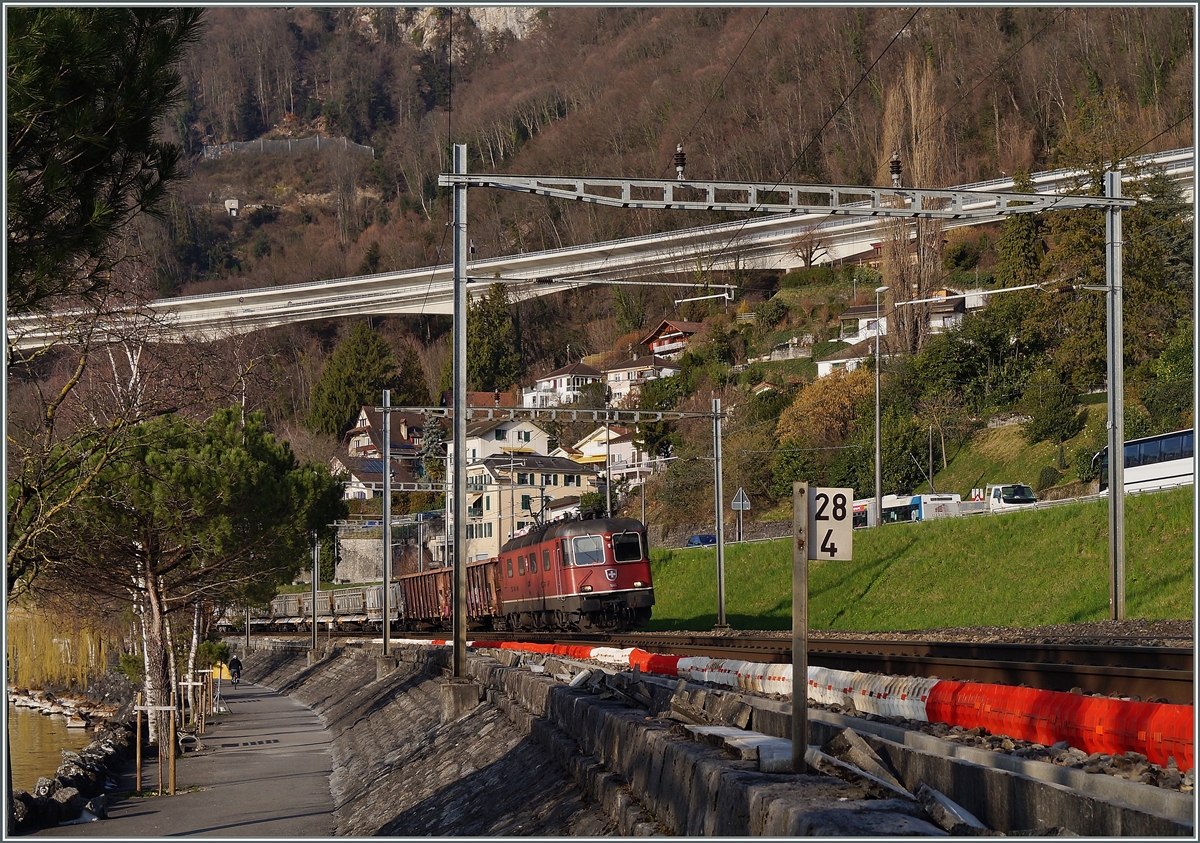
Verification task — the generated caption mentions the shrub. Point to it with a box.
[1036,464,1062,492]
[118,653,144,684]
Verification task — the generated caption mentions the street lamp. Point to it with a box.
[873,285,889,526]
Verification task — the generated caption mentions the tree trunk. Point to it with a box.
[186,602,201,723]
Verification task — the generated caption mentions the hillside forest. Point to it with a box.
[7,8,1190,701]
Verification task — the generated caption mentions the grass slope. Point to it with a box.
[647,486,1194,632]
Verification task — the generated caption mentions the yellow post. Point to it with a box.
[135,692,143,794]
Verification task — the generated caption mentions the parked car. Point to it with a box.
[686,534,717,547]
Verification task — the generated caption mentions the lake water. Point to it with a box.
[7,703,95,793]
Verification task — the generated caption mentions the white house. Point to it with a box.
[838,304,887,344]
[521,362,603,408]
[603,355,681,404]
[815,337,876,379]
[569,425,650,488]
[450,418,551,463]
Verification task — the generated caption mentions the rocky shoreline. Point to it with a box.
[8,678,139,833]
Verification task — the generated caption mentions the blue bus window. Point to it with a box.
[1184,431,1194,459]
[1141,440,1161,465]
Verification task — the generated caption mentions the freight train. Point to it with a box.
[236,517,654,634]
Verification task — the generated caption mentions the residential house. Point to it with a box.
[569,425,650,489]
[451,418,551,463]
[331,455,419,500]
[815,337,877,379]
[639,318,705,360]
[521,361,603,408]
[460,455,597,560]
[603,355,681,404]
[838,304,887,343]
[333,406,424,499]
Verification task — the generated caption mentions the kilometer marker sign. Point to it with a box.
[807,487,853,561]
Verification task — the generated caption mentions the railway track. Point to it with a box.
[251,629,1194,705]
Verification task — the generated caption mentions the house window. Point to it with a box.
[494,429,507,441]
[485,495,490,511]
[517,472,530,485]
[521,494,531,511]
[542,473,554,486]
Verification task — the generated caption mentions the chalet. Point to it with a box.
[603,355,681,404]
[345,406,422,458]
[521,361,603,408]
[639,318,705,360]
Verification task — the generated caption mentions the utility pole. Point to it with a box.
[713,398,727,630]
[382,388,391,656]
[451,144,468,677]
[1105,171,1126,621]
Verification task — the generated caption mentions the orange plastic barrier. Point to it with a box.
[927,680,1193,769]
[629,648,681,677]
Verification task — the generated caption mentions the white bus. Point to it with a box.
[852,493,962,528]
[1093,429,1194,494]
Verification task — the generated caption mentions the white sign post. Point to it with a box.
[731,487,750,542]
[793,485,854,773]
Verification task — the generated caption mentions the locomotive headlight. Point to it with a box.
[633,581,646,588]
[581,585,593,593]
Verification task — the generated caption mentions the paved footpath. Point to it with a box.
[31,681,333,838]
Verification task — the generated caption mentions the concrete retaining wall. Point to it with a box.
[245,642,1191,837]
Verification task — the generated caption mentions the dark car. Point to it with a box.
[686,534,717,547]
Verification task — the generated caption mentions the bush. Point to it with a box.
[780,266,835,288]
[1035,464,1062,492]
[118,653,144,684]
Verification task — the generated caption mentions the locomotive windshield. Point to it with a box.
[612,531,643,562]
[571,535,605,565]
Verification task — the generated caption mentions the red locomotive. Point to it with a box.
[247,517,655,634]
[396,516,655,632]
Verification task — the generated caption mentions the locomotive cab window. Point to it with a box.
[518,556,525,575]
[506,558,513,578]
[612,531,643,562]
[543,549,551,571]
[572,535,605,565]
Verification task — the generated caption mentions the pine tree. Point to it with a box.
[467,283,523,391]
[7,8,204,312]
[995,169,1043,288]
[306,323,427,438]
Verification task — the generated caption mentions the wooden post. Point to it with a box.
[135,692,143,794]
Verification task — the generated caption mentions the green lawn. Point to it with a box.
[647,486,1194,632]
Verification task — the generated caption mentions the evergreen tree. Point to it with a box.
[467,284,523,391]
[306,323,425,438]
[995,169,1043,288]
[1020,369,1085,448]
[6,8,204,312]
